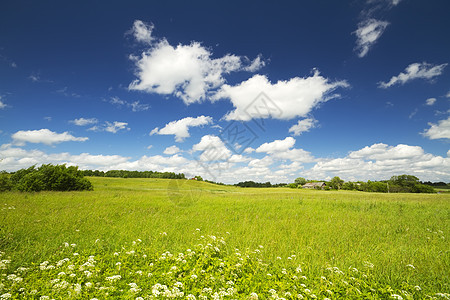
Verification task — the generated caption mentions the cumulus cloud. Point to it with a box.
[354,19,389,58]
[379,62,448,88]
[255,137,315,163]
[70,118,98,126]
[150,115,213,142]
[303,143,450,182]
[421,116,450,140]
[163,145,181,155]
[11,129,88,146]
[425,98,437,106]
[192,134,232,162]
[214,70,348,121]
[0,100,6,109]
[289,118,317,136]
[130,20,154,44]
[128,20,264,104]
[256,137,296,153]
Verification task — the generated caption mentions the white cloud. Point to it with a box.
[425,98,437,106]
[349,143,424,160]
[303,143,450,182]
[130,20,154,44]
[255,137,315,163]
[150,115,212,142]
[128,20,264,104]
[89,121,130,133]
[70,118,98,126]
[109,97,150,112]
[256,137,296,153]
[243,55,265,72]
[192,134,232,162]
[105,122,129,133]
[289,118,317,136]
[446,91,450,98]
[0,100,6,109]
[163,145,181,155]
[354,19,389,58]
[214,70,349,121]
[421,116,450,140]
[11,129,88,146]
[379,62,448,88]
[29,74,40,82]
[147,145,153,150]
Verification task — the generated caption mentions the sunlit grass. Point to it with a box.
[0,178,448,298]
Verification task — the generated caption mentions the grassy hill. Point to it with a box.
[0,177,448,299]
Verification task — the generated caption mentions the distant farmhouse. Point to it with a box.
[302,182,326,189]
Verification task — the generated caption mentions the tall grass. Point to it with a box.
[0,177,448,298]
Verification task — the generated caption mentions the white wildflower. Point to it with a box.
[249,292,258,299]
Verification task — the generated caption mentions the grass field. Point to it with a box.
[0,177,449,299]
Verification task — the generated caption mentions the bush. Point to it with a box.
[0,172,13,192]
[6,164,93,192]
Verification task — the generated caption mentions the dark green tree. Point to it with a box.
[329,176,344,190]
[294,177,307,186]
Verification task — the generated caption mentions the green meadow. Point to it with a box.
[0,177,449,299]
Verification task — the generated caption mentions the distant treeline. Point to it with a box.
[81,169,186,179]
[234,181,287,188]
[288,175,445,194]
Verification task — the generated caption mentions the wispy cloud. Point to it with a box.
[0,96,7,109]
[379,62,447,88]
[56,87,80,98]
[425,98,436,106]
[89,121,130,133]
[109,97,150,112]
[354,19,389,58]
[70,118,98,126]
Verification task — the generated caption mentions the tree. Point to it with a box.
[0,172,13,192]
[329,176,344,190]
[294,177,306,186]
[8,164,93,192]
[389,175,419,187]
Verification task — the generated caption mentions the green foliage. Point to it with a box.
[286,183,297,189]
[389,175,419,187]
[329,176,344,190]
[194,175,203,181]
[0,177,448,297]
[0,172,13,192]
[82,169,186,179]
[0,234,444,299]
[6,164,93,192]
[294,177,306,186]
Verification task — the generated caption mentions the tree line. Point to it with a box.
[291,175,443,193]
[81,169,186,179]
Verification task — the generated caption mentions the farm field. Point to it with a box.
[0,177,449,299]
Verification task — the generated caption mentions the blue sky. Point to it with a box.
[0,0,449,183]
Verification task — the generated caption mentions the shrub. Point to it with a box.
[0,172,13,192]
[6,164,93,192]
